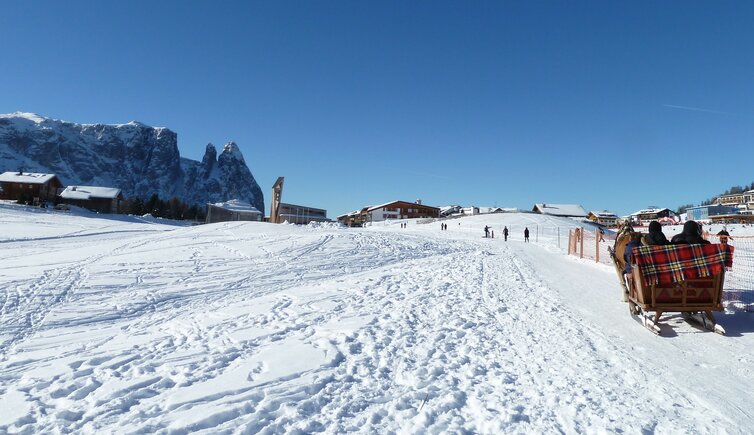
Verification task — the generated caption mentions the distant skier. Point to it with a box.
[524,227,530,242]
[503,226,509,241]
[484,226,490,238]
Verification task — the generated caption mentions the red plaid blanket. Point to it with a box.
[630,244,734,286]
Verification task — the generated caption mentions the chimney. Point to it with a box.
[72,186,77,191]
[416,199,422,205]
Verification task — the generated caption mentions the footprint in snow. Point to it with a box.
[246,362,266,382]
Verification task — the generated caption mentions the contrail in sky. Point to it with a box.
[662,104,729,115]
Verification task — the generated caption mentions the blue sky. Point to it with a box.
[2,1,753,217]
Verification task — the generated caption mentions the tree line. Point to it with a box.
[676,181,754,214]
[121,194,205,221]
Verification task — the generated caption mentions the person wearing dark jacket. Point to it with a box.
[644,221,670,245]
[717,229,731,244]
[717,229,733,265]
[671,220,710,245]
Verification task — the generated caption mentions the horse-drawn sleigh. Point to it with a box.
[608,223,733,335]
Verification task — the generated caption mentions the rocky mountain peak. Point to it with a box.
[0,113,265,213]
[219,141,245,164]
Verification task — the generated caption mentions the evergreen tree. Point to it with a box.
[153,198,166,217]
[185,204,200,221]
[169,197,183,220]
[145,194,159,216]
[128,198,144,215]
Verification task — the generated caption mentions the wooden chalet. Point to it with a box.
[587,211,619,227]
[59,185,123,213]
[628,207,675,225]
[0,171,63,203]
[206,199,263,223]
[337,208,369,227]
[365,200,440,222]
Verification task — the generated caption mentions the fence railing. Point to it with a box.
[568,229,754,312]
[567,228,617,265]
[708,234,754,312]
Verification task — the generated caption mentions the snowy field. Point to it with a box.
[2,203,754,433]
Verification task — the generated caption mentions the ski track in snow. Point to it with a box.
[1,208,753,433]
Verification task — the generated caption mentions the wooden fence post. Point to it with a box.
[595,229,600,263]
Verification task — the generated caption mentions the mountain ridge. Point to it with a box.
[0,112,265,212]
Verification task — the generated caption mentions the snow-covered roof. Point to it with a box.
[210,199,262,214]
[0,171,58,184]
[629,207,672,216]
[367,200,439,213]
[589,211,618,218]
[440,205,462,214]
[477,207,498,214]
[366,201,403,212]
[337,210,362,219]
[60,186,122,200]
[533,203,587,217]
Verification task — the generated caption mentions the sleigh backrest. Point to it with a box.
[629,244,731,309]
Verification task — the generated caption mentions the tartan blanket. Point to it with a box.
[630,244,734,286]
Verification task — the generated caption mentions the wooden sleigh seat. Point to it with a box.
[626,243,732,334]
[629,269,723,316]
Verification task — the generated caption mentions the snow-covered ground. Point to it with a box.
[2,204,754,433]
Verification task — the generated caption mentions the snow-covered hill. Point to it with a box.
[0,112,264,211]
[1,204,753,433]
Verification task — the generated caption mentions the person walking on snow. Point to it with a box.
[484,226,490,238]
[503,226,509,241]
[524,227,530,242]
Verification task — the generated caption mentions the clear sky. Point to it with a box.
[2,1,753,217]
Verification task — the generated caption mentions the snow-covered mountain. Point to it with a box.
[0,112,265,212]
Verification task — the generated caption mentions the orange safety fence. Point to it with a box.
[569,229,754,312]
[567,228,617,265]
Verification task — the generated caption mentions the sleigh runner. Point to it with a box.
[608,223,733,335]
